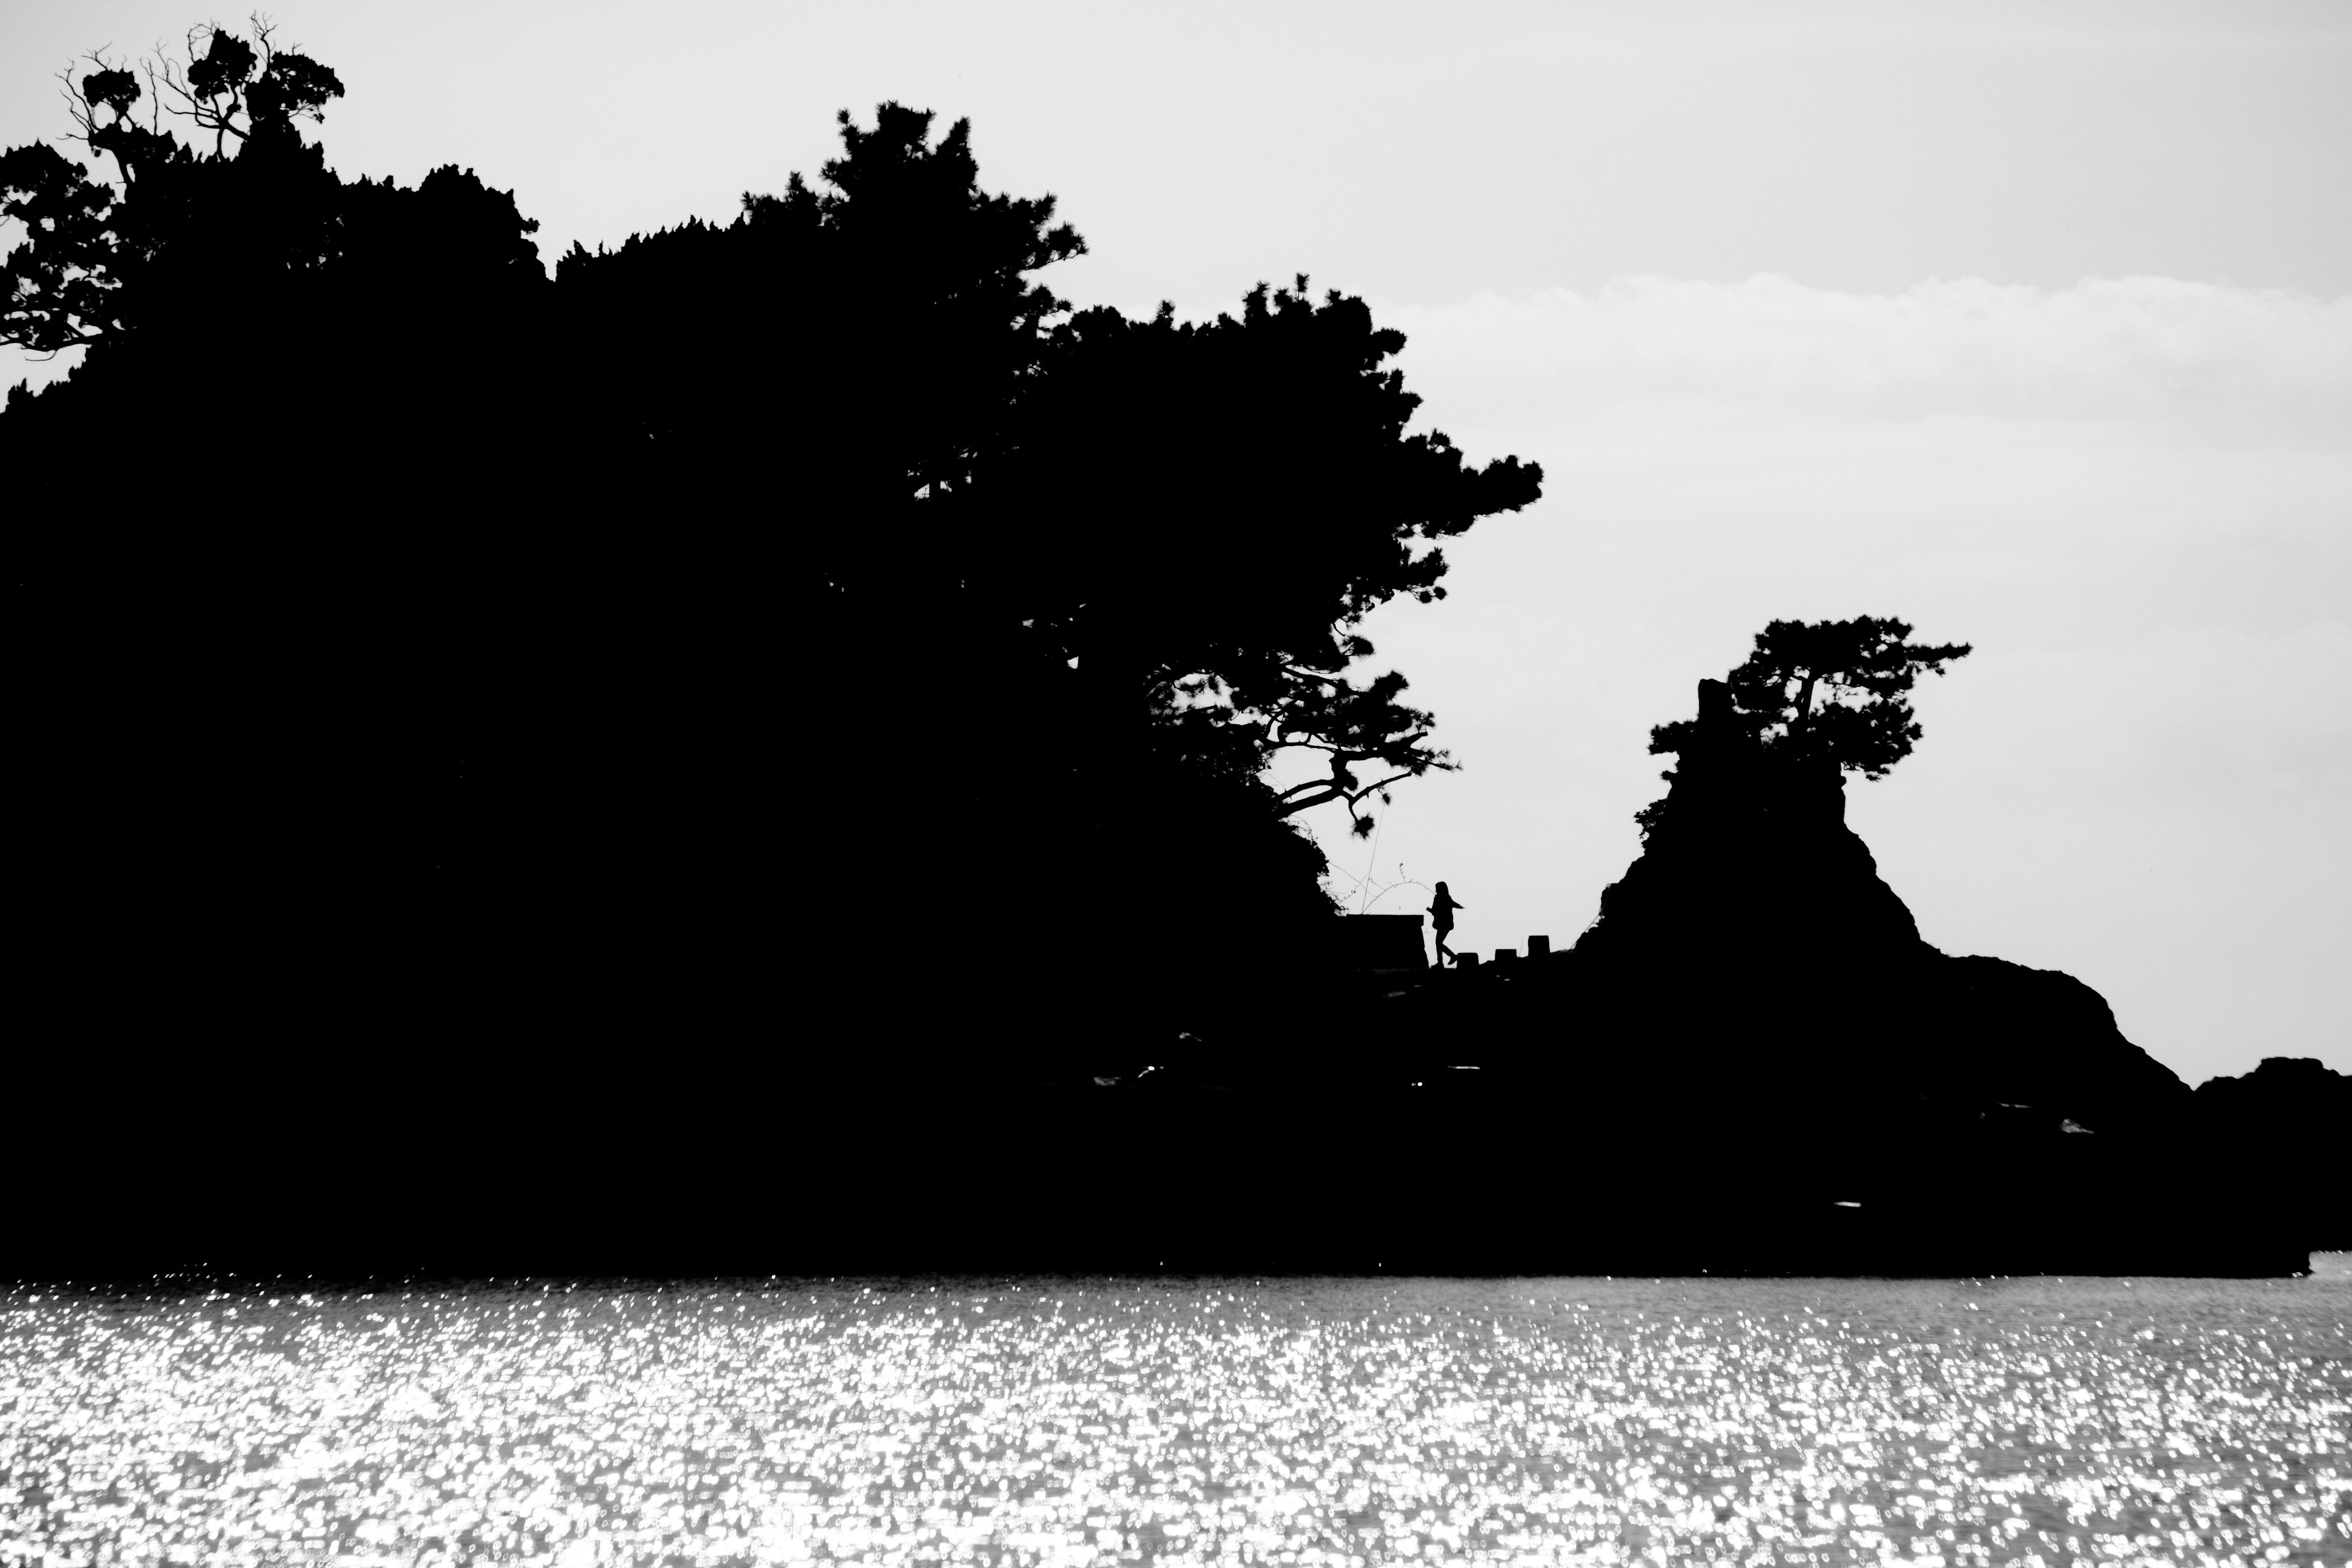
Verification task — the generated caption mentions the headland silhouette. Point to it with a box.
[6,25,2339,1281]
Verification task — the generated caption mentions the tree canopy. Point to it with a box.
[6,32,1544,1067]
[982,283,1541,835]
[3,20,358,358]
[1651,616,1973,780]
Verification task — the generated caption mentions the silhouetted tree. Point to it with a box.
[2,20,352,360]
[10,42,1542,1076]
[6,23,556,1058]
[552,110,1542,1019]
[1632,617,1969,842]
[986,282,1543,837]
[0,141,119,351]
[1652,616,1971,776]
[555,103,1081,538]
[159,18,344,156]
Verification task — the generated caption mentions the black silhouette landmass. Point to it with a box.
[2190,1057,2352,1250]
[6,32,2332,1283]
[1314,674,2311,1279]
[9,43,1534,1093]
[12,668,2328,1281]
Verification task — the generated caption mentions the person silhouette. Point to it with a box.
[1429,881,1464,967]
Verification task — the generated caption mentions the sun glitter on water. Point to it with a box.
[2,1269,2347,1565]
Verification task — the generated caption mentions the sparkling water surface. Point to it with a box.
[4,1262,2347,1566]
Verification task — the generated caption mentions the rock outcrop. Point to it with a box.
[1564,678,2189,1135]
[1580,682,1924,967]
[2192,1057,2352,1248]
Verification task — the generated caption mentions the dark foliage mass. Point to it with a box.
[1653,616,1972,779]
[1636,616,1970,839]
[6,32,1541,1102]
[19,29,2305,1284]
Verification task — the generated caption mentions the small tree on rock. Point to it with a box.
[1652,616,1972,778]
[1638,616,1970,837]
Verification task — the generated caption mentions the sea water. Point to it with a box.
[3,1263,2346,1566]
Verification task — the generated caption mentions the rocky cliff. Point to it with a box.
[1566,679,2190,1136]
[2192,1057,2351,1248]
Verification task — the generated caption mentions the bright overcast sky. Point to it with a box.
[6,2,2347,1081]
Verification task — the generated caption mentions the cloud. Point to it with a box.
[1382,276,2352,428]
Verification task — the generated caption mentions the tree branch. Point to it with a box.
[1273,766,1420,827]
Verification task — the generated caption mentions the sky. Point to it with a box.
[6,1,2346,1082]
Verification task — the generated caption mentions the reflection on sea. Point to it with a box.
[3,1266,2347,1565]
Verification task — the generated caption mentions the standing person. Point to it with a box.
[1429,881,1463,967]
